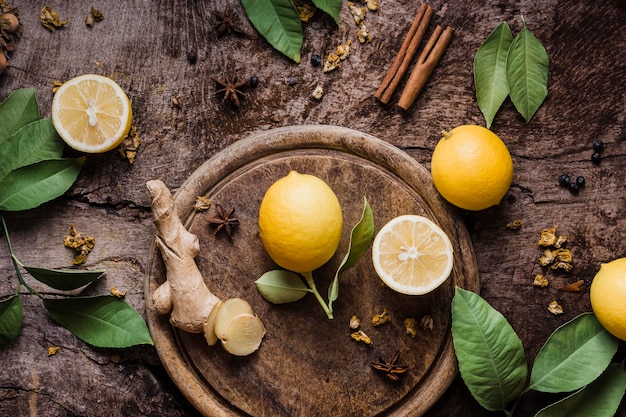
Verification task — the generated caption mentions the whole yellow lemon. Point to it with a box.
[430,125,513,211]
[590,258,626,341]
[258,171,343,273]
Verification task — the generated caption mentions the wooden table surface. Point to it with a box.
[1,1,625,416]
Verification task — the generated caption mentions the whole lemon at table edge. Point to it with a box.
[590,258,626,341]
[258,170,343,273]
[430,125,513,211]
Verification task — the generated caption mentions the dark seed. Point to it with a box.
[249,76,259,88]
[591,152,602,164]
[569,182,579,194]
[576,176,585,187]
[558,174,570,187]
[311,54,322,67]
[187,50,197,64]
[287,77,297,86]
[592,140,604,153]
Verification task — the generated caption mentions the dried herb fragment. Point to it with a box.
[420,315,434,331]
[559,279,584,293]
[350,329,373,346]
[208,204,239,239]
[47,346,60,356]
[533,274,549,287]
[323,40,351,73]
[211,74,247,107]
[349,315,360,329]
[372,308,391,326]
[118,125,141,164]
[63,224,95,265]
[404,317,417,338]
[506,219,523,229]
[111,286,127,299]
[40,5,69,32]
[194,196,211,212]
[294,0,316,22]
[85,6,103,27]
[547,300,563,315]
[370,351,409,381]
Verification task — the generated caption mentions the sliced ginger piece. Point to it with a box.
[220,313,266,356]
[203,301,223,346]
[214,298,254,340]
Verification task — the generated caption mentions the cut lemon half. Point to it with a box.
[52,74,132,153]
[372,215,454,295]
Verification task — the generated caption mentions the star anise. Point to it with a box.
[211,74,247,107]
[213,5,242,37]
[370,351,409,382]
[208,204,240,239]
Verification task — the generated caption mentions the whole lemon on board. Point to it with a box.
[258,171,343,273]
[590,258,626,341]
[430,125,513,211]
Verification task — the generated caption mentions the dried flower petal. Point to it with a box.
[111,286,127,299]
[194,196,211,211]
[47,346,61,356]
[404,317,417,338]
[533,274,549,287]
[547,300,563,315]
[538,226,558,246]
[351,329,373,346]
[420,315,434,331]
[63,224,95,265]
[506,219,523,229]
[372,308,391,326]
[349,315,361,329]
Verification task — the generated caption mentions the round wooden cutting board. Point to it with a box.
[145,125,480,417]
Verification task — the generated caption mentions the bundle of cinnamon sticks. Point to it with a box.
[374,3,454,111]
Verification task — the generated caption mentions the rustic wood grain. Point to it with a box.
[1,0,625,416]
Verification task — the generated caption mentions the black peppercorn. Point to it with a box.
[592,140,604,153]
[576,176,585,187]
[591,152,602,164]
[311,54,322,67]
[187,50,197,64]
[558,174,570,187]
[249,76,259,88]
[569,182,579,194]
[287,77,297,86]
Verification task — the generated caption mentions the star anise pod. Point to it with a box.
[211,74,247,107]
[208,204,239,239]
[370,351,409,381]
[213,5,242,37]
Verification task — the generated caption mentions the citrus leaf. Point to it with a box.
[0,295,22,349]
[0,88,40,143]
[328,197,374,308]
[0,157,85,211]
[0,118,65,181]
[255,270,310,304]
[474,22,513,129]
[311,0,341,26]
[241,0,303,63]
[22,263,106,291]
[506,18,549,123]
[43,295,153,348]
[452,287,528,412]
[529,312,618,393]
[534,362,626,417]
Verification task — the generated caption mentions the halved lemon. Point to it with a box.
[51,74,132,153]
[372,215,454,295]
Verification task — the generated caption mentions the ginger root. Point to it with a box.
[147,180,265,355]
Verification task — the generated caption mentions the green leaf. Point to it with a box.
[0,118,65,181]
[474,22,513,129]
[0,157,85,211]
[529,312,618,393]
[328,197,374,309]
[506,18,549,123]
[311,0,342,26]
[0,295,22,349]
[451,287,528,412]
[43,295,153,348]
[22,263,106,291]
[534,362,626,417]
[0,88,40,143]
[255,270,310,303]
[241,0,303,63]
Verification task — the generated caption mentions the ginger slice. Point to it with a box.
[220,313,266,356]
[203,301,223,346]
[214,298,254,340]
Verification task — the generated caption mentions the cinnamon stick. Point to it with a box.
[374,4,434,104]
[397,25,453,111]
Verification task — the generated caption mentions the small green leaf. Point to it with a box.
[328,197,374,308]
[0,157,85,211]
[534,362,626,417]
[255,270,310,304]
[452,287,528,412]
[506,18,549,123]
[0,118,65,181]
[22,263,106,291]
[311,0,342,26]
[43,295,153,348]
[0,295,23,349]
[529,312,618,393]
[474,22,513,128]
[241,0,303,63]
[0,88,40,143]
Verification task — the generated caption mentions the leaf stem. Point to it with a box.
[302,271,333,319]
[2,216,43,299]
